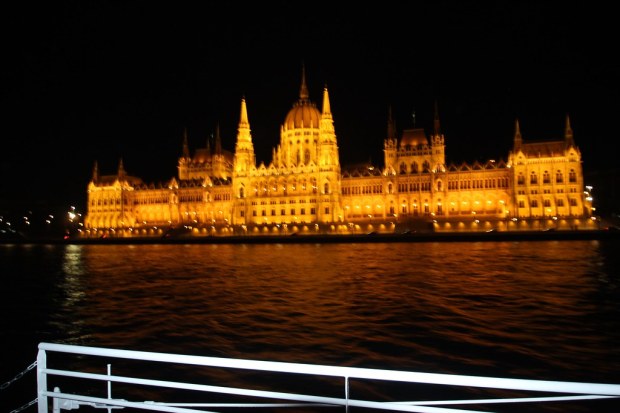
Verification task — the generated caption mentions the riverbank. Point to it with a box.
[2,229,620,245]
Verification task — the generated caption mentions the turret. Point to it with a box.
[233,96,256,174]
[384,106,398,169]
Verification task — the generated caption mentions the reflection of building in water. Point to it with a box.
[84,69,594,237]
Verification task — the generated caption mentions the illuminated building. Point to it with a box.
[84,69,594,237]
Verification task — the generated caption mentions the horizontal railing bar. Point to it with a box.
[44,391,218,413]
[39,342,620,396]
[147,402,337,408]
[43,368,343,406]
[43,391,491,413]
[394,394,619,405]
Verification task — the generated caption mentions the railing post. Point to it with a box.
[52,387,60,413]
[107,364,112,413]
[344,376,349,413]
[37,348,47,413]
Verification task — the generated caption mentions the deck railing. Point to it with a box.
[37,342,620,413]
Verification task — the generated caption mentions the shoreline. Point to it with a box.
[2,229,620,245]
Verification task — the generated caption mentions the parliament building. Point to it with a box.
[83,70,595,237]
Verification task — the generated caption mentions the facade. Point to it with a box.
[83,71,595,237]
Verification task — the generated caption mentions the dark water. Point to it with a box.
[1,240,620,412]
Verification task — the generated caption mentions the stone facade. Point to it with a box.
[84,71,594,237]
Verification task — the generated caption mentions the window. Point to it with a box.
[543,199,551,207]
[517,174,525,185]
[556,171,563,183]
[324,183,329,193]
[557,199,564,207]
[518,200,525,208]
[543,171,550,184]
[569,169,577,183]
[569,198,577,206]
[324,207,329,214]
[531,200,538,207]
[530,172,538,185]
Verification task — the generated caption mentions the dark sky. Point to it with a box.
[1,1,617,210]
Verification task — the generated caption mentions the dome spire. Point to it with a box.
[299,63,309,102]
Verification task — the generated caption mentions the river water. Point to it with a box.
[1,240,619,412]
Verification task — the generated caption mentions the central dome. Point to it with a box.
[284,100,320,130]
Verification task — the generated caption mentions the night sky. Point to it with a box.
[2,1,618,212]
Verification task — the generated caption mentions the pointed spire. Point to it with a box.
[92,160,99,183]
[513,118,522,149]
[387,106,397,141]
[321,85,332,117]
[299,63,309,102]
[182,127,190,158]
[215,122,222,154]
[564,114,574,143]
[117,158,126,178]
[239,96,250,129]
[433,100,441,136]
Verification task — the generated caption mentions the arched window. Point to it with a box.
[324,182,329,194]
[400,163,407,174]
[530,172,538,185]
[556,170,563,183]
[411,162,418,173]
[423,161,430,173]
[517,173,525,185]
[304,149,311,164]
[239,187,245,198]
[388,183,393,194]
[569,169,577,183]
[543,171,550,184]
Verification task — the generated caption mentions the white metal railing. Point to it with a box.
[37,342,620,413]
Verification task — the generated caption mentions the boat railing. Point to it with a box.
[37,342,620,413]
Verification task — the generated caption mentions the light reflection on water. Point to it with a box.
[1,240,619,411]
